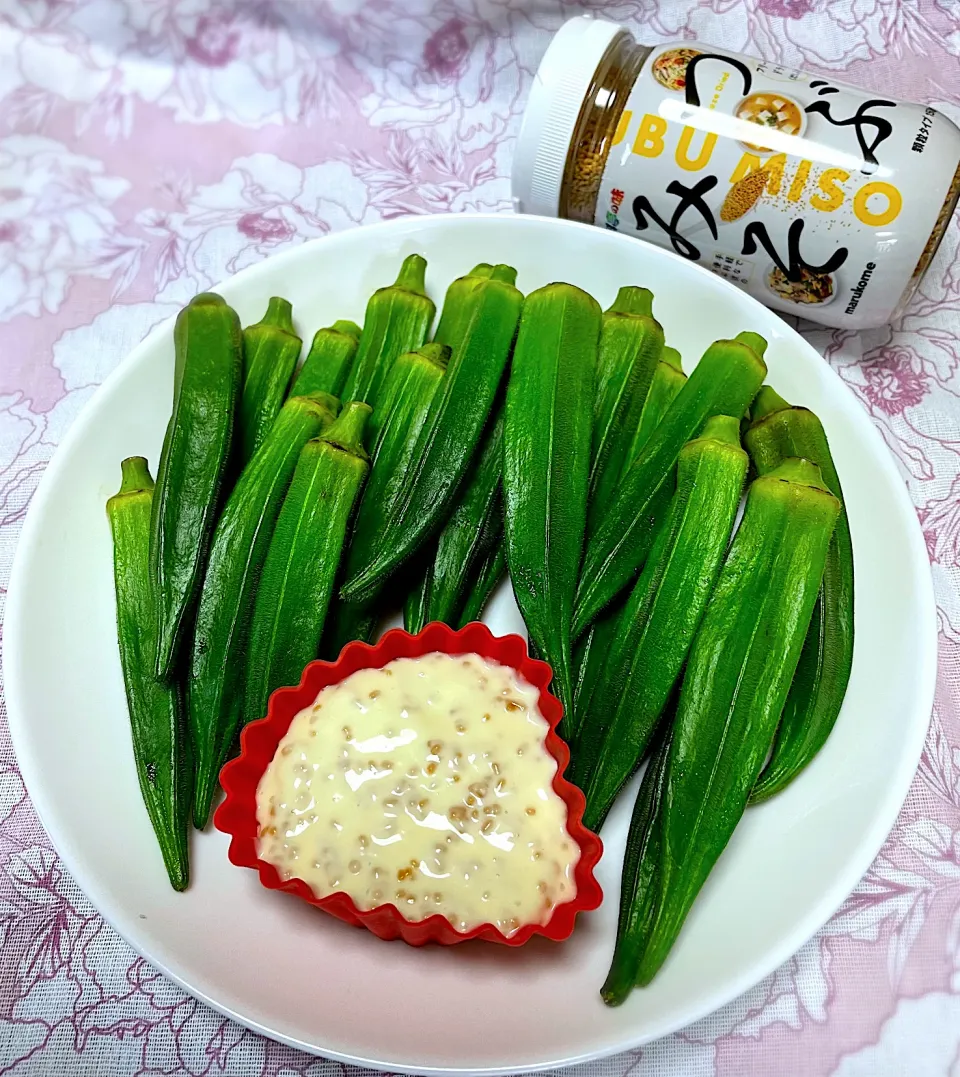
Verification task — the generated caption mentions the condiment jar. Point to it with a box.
[512,16,960,329]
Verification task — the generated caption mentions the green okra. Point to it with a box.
[457,541,507,627]
[574,332,767,638]
[601,727,672,1006]
[188,393,337,828]
[403,265,514,632]
[503,283,601,733]
[635,458,840,986]
[366,342,449,448]
[151,292,243,681]
[431,263,491,351]
[571,602,624,749]
[632,347,686,461]
[340,255,435,406]
[571,345,686,746]
[323,344,449,656]
[340,272,523,603]
[745,403,854,803]
[403,563,432,635]
[606,285,656,316]
[587,289,664,534]
[432,264,516,354]
[290,319,360,400]
[750,383,790,422]
[244,403,371,728]
[108,458,191,890]
[324,607,379,660]
[578,416,748,828]
[406,408,504,633]
[238,297,303,467]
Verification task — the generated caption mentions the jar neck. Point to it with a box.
[559,32,651,224]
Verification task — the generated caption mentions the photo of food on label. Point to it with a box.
[766,265,836,306]
[735,92,806,152]
[651,48,701,92]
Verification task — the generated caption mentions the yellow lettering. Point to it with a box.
[612,109,633,148]
[788,160,812,202]
[675,127,717,171]
[729,152,784,196]
[708,72,729,109]
[809,168,849,212]
[632,113,667,158]
[853,181,902,226]
[730,153,764,185]
[763,154,786,196]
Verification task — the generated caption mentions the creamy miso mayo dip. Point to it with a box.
[256,651,578,935]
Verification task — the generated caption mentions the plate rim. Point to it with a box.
[2,211,938,1074]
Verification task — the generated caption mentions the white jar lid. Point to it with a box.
[512,16,624,218]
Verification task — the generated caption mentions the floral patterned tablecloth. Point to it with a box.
[1,1,959,1074]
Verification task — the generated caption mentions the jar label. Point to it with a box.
[594,46,960,328]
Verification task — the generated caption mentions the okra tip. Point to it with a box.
[192,775,216,833]
[115,456,154,497]
[748,768,789,805]
[395,253,429,295]
[164,855,189,892]
[257,296,295,334]
[600,959,636,1007]
[609,285,654,318]
[750,384,791,422]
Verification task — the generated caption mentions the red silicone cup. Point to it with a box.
[215,621,603,946]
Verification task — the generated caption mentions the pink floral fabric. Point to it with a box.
[0,1,958,1073]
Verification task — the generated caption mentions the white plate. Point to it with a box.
[4,213,936,1074]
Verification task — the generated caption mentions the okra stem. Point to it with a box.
[262,296,294,333]
[609,285,653,317]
